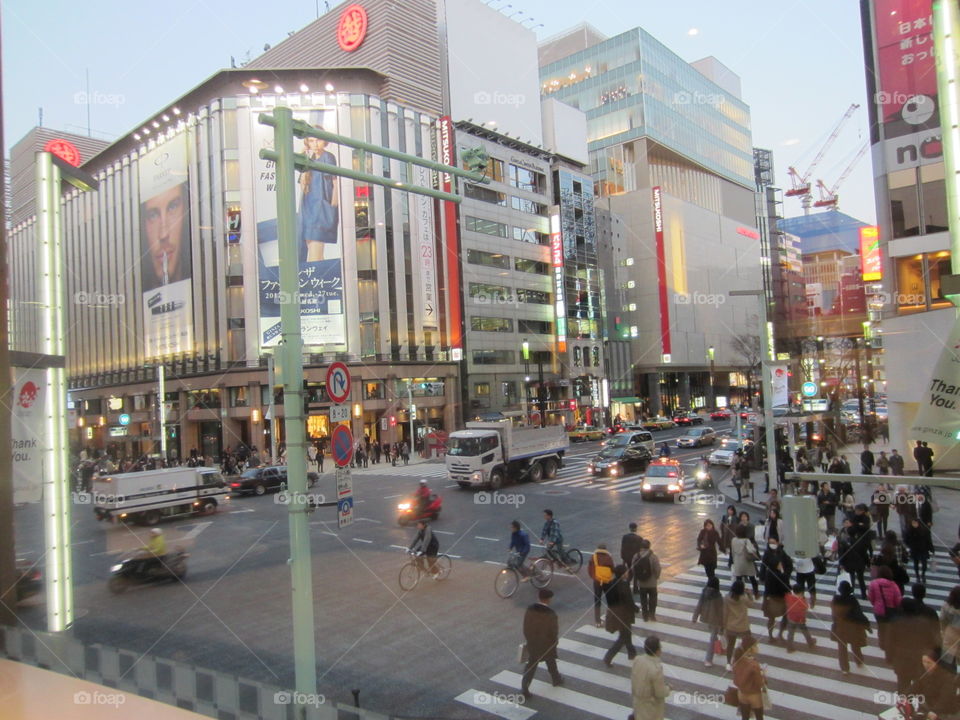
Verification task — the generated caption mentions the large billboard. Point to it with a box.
[139,138,193,358]
[874,0,938,141]
[253,108,346,347]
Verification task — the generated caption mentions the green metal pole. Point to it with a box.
[933,0,960,284]
[272,107,318,718]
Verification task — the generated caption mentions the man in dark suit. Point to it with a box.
[521,588,563,699]
[620,522,644,593]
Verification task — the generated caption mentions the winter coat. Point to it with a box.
[697,527,721,566]
[904,524,934,560]
[733,654,765,709]
[831,593,870,646]
[633,549,661,589]
[867,577,902,618]
[940,602,960,658]
[620,532,644,566]
[631,654,670,720]
[588,548,616,584]
[760,548,793,597]
[522,602,559,662]
[719,515,738,552]
[692,586,724,631]
[837,529,868,573]
[731,537,758,578]
[604,576,637,633]
[723,594,753,634]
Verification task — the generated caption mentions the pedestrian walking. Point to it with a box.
[817,482,839,533]
[620,522,644,594]
[871,484,891,536]
[759,538,793,641]
[917,487,935,528]
[631,635,670,720]
[860,445,875,475]
[588,542,616,627]
[723,579,754,669]
[877,529,911,592]
[731,454,744,503]
[401,441,410,465]
[761,509,783,545]
[372,442,381,464]
[837,517,869,599]
[895,484,918,536]
[904,517,934,584]
[602,565,638,665]
[790,551,817,608]
[912,649,960,718]
[830,580,870,675]
[889,449,905,476]
[921,441,935,477]
[732,636,767,720]
[633,539,661,622]
[739,455,752,501]
[940,586,960,663]
[520,588,563,699]
[691,576,724,667]
[697,519,721,581]
[731,525,760,596]
[738,511,759,556]
[306,442,317,469]
[914,440,926,475]
[720,505,738,570]
[783,583,816,652]
[876,451,890,476]
[889,598,928,693]
[868,565,903,662]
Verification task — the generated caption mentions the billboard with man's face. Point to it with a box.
[139,138,193,358]
[253,108,346,347]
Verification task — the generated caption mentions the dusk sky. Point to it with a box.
[4,0,876,224]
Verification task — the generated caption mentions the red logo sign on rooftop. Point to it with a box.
[44,139,81,167]
[337,4,368,52]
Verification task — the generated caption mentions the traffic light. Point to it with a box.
[568,399,577,411]
[389,415,397,427]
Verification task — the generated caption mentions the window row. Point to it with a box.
[469,317,554,334]
[466,249,550,275]
[467,283,551,306]
[464,214,549,244]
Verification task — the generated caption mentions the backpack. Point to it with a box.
[634,552,653,582]
[592,553,614,584]
[426,533,439,555]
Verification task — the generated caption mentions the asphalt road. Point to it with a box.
[10,415,823,720]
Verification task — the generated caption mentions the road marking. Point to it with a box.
[383,494,403,499]
[475,536,499,542]
[230,508,255,513]
[433,530,456,535]
[445,483,458,488]
[445,554,461,559]
[454,690,535,719]
[354,517,380,523]
[352,538,373,544]
[179,521,213,542]
[72,540,94,545]
[530,543,544,548]
[483,560,502,566]
[389,544,408,550]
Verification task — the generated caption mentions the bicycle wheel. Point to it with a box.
[398,561,421,591]
[530,560,552,588]
[434,554,453,580]
[494,568,519,598]
[563,548,583,573]
[531,557,553,586]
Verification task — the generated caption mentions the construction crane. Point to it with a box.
[813,142,869,209]
[785,103,860,213]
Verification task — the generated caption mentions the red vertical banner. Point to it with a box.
[437,116,462,352]
[653,187,671,357]
[859,226,883,281]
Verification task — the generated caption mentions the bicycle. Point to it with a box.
[398,550,452,591]
[494,552,552,598]
[533,544,583,576]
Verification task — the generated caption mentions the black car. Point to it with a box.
[586,444,652,479]
[228,466,319,496]
[673,411,703,426]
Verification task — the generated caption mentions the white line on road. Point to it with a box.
[180,521,213,542]
[531,543,545,548]
[352,538,373,544]
[433,530,456,535]
[383,494,402,499]
[354,517,381,523]
[475,536,499,542]
[445,483,458,488]
[389,544,407,550]
[230,509,255,514]
[454,690,535,720]
[483,560,502,566]
[445,554,461,559]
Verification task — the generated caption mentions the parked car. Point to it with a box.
[642,416,675,431]
[228,466,319,496]
[676,426,717,448]
[587,444,652,479]
[709,409,731,421]
[673,411,703,426]
[603,429,656,454]
[640,459,685,501]
[567,425,605,442]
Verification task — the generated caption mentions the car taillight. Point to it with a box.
[230,482,241,488]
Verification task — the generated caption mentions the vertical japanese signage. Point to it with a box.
[859,226,883,281]
[139,137,194,358]
[652,186,671,356]
[414,165,439,329]
[11,368,46,504]
[437,116,462,351]
[770,364,789,407]
[253,108,346,346]
[550,213,567,353]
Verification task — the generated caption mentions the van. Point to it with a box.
[603,429,656,454]
[93,467,229,526]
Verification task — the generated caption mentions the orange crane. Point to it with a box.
[785,103,860,213]
[813,142,869,209]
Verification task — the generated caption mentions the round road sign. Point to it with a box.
[801,381,818,398]
[326,362,351,404]
[331,424,354,468]
[118,413,131,426]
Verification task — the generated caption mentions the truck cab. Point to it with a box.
[446,421,567,490]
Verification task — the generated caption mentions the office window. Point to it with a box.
[463,154,504,183]
[920,163,948,234]
[516,288,550,305]
[465,215,509,238]
[229,387,249,407]
[511,196,546,215]
[470,316,514,332]
[888,168,920,239]
[930,251,952,303]
[513,226,548,244]
[514,258,549,275]
[518,319,552,334]
[509,164,545,193]
[464,183,507,206]
[469,282,512,304]
[472,349,516,365]
[466,249,510,269]
[474,382,491,396]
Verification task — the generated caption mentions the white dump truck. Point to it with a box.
[445,421,568,490]
[93,467,229,525]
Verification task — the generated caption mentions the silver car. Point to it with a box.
[676,427,717,448]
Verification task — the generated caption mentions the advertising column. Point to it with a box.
[139,138,194,358]
[652,187,672,360]
[436,116,462,355]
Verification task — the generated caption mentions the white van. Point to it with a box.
[93,467,229,525]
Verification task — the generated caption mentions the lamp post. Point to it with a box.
[707,345,716,409]
[730,290,779,494]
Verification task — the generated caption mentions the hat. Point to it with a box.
[150,528,162,536]
[597,542,607,550]
[419,479,427,485]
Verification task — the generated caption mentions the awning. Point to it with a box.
[611,397,641,404]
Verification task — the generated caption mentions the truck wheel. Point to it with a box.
[542,458,559,479]
[527,462,544,484]
[200,500,217,515]
[489,470,504,490]
[142,510,161,526]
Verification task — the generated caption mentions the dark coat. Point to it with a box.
[697,527,721,566]
[523,602,559,662]
[620,532,644,566]
[719,515,737,552]
[904,523,934,560]
[760,548,793,597]
[838,529,868,573]
[692,586,724,630]
[830,593,870,646]
[604,576,637,633]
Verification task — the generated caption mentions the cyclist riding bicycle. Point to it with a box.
[508,520,531,573]
[540,509,564,561]
[408,519,439,576]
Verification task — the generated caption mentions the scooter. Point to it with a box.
[397,494,442,526]
[108,549,188,594]
[693,459,714,489]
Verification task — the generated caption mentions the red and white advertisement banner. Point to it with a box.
[653,187,671,356]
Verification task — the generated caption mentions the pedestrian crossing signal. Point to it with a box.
[389,415,397,427]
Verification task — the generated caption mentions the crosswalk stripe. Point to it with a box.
[490,671,631,720]
[453,690,536,719]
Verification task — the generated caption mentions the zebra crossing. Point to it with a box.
[456,557,960,720]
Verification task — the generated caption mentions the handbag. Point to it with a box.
[724,686,740,707]
[713,637,724,655]
[812,555,827,575]
[761,686,772,710]
[517,642,529,664]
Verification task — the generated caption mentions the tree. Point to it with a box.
[730,332,761,403]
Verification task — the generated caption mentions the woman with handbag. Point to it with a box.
[697,519,721,581]
[720,505,738,569]
[731,525,760,596]
[733,636,768,720]
[692,576,724,668]
[602,565,637,666]
[830,580,870,675]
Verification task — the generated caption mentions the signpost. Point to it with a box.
[331,424,354,468]
[336,468,354,528]
[801,381,818,398]
[326,362,351,404]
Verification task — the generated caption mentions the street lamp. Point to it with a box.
[707,345,716,409]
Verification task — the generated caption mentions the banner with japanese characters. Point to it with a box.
[253,107,346,347]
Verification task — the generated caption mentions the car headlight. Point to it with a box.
[398,502,411,511]
[110,564,123,573]
[471,471,483,482]
[667,484,680,492]
[642,482,651,490]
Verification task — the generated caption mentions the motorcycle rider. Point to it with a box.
[137,528,167,575]
[408,519,439,576]
[415,479,431,517]
[509,520,532,575]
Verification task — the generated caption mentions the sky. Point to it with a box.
[3,0,876,224]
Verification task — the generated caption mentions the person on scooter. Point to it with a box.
[409,520,439,576]
[509,520,531,575]
[415,479,431,517]
[138,528,167,574]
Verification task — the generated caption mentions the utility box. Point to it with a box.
[782,494,819,558]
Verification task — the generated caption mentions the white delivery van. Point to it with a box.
[93,467,229,525]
